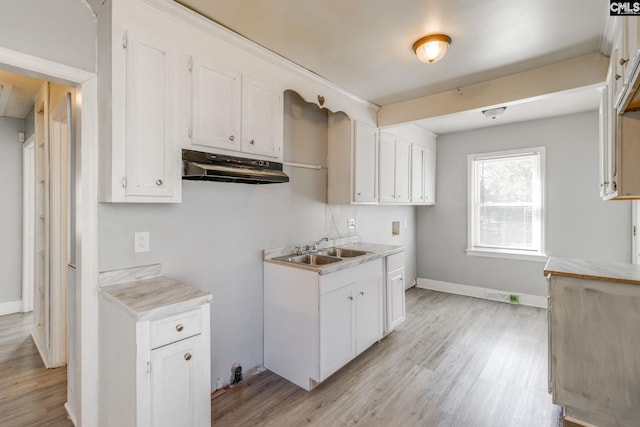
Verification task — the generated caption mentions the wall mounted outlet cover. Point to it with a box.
[134,231,150,253]
[347,218,356,230]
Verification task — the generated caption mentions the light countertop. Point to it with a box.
[263,237,404,275]
[544,257,640,286]
[100,273,212,321]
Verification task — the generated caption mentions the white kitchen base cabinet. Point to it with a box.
[99,277,212,427]
[264,259,383,390]
[385,252,406,333]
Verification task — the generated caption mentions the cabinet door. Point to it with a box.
[190,58,241,151]
[320,285,355,380]
[123,30,175,198]
[387,267,406,330]
[378,133,396,203]
[355,276,381,354]
[242,77,282,158]
[394,138,410,203]
[353,121,378,202]
[423,144,436,204]
[150,335,210,427]
[410,144,424,203]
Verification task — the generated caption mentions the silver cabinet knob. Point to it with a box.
[360,291,364,295]
[176,324,184,332]
[156,179,163,186]
[249,139,255,145]
[620,58,629,66]
[348,296,353,301]
[229,135,235,141]
[184,353,192,361]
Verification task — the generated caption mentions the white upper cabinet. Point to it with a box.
[101,23,181,203]
[378,132,396,203]
[394,138,411,203]
[190,58,241,151]
[242,77,283,158]
[410,144,425,203]
[327,115,379,205]
[423,142,436,204]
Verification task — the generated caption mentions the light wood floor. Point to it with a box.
[211,288,563,426]
[0,312,72,427]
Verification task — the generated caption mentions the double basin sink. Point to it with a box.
[273,247,370,266]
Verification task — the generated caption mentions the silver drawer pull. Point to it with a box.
[184,353,192,361]
[176,324,184,332]
[249,139,255,145]
[156,179,163,186]
[229,135,235,141]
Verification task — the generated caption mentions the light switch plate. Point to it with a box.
[134,231,150,253]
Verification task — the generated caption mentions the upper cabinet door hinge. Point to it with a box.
[122,176,127,188]
[122,30,128,49]
[188,56,193,72]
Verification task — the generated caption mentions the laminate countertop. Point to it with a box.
[100,276,213,321]
[544,257,640,286]
[263,237,404,275]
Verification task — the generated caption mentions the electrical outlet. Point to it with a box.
[347,218,356,230]
[134,231,150,253]
[392,221,400,236]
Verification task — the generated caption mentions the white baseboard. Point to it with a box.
[65,402,78,426]
[0,300,22,316]
[416,278,547,309]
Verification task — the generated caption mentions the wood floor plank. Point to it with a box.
[0,312,72,427]
[211,288,563,426]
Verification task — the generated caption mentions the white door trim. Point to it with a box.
[0,47,98,427]
[22,135,35,313]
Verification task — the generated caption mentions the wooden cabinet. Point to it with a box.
[264,259,383,390]
[546,257,640,427]
[327,116,378,204]
[378,133,410,203]
[99,23,181,203]
[99,280,212,427]
[384,251,406,334]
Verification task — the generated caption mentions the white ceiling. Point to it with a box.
[176,0,608,108]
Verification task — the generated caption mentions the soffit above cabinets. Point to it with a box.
[175,0,607,106]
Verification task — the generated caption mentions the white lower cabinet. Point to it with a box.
[264,259,383,390]
[99,284,212,427]
[384,251,406,334]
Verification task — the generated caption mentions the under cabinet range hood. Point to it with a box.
[182,149,289,184]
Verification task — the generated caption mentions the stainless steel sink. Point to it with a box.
[273,253,342,266]
[317,247,370,258]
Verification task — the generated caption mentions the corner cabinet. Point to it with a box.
[327,115,379,204]
[99,279,212,427]
[99,24,182,203]
[264,259,383,390]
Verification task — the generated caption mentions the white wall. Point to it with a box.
[98,92,416,389]
[0,117,25,306]
[417,111,631,297]
[0,0,96,73]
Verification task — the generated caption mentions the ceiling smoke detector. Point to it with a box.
[482,106,507,119]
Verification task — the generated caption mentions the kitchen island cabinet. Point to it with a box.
[98,269,212,427]
[545,257,640,427]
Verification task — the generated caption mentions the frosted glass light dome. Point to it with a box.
[413,34,452,63]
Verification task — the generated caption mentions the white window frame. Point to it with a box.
[466,146,547,262]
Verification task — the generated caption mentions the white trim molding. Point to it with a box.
[416,278,547,309]
[0,300,22,316]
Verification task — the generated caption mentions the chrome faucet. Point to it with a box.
[312,237,329,251]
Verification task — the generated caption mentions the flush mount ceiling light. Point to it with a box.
[412,34,452,63]
[482,106,507,119]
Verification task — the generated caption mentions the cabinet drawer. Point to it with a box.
[386,252,404,272]
[150,308,202,349]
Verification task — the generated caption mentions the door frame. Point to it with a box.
[0,47,99,426]
[21,135,35,313]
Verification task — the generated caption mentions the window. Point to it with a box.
[467,147,546,261]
